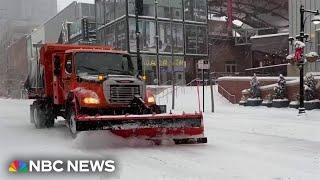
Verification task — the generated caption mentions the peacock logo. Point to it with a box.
[8,160,28,173]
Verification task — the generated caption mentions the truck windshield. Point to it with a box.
[75,52,134,76]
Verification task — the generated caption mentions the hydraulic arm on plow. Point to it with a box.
[27,44,207,144]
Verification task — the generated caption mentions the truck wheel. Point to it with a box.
[45,105,55,128]
[45,115,55,128]
[30,104,35,124]
[33,102,55,129]
[67,106,78,138]
[33,105,46,129]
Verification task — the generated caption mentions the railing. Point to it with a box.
[217,84,237,104]
[156,78,200,105]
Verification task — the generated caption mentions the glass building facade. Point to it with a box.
[95,0,208,85]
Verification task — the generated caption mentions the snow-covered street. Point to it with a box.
[1,86,320,180]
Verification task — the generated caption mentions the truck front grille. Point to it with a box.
[110,85,140,104]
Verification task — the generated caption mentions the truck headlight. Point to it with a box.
[83,97,100,104]
[98,74,105,81]
[147,96,155,104]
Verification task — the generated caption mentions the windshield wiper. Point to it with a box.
[78,65,101,73]
[104,68,132,75]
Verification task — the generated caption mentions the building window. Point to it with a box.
[128,18,137,51]
[159,55,172,84]
[184,0,207,22]
[96,29,103,44]
[197,26,207,54]
[158,0,183,20]
[158,0,170,19]
[115,20,127,50]
[143,0,156,17]
[158,22,184,54]
[171,0,183,20]
[128,0,155,17]
[142,55,157,85]
[95,0,105,27]
[225,62,237,73]
[185,25,207,55]
[172,56,185,84]
[105,0,115,23]
[185,25,197,54]
[159,21,172,53]
[129,18,156,53]
[115,0,126,18]
[172,23,184,53]
[104,24,115,47]
[128,0,135,15]
[159,56,185,85]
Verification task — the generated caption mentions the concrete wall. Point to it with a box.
[217,77,298,103]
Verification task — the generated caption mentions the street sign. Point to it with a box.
[198,60,210,70]
[197,60,210,112]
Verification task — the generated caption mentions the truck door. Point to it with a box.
[62,53,73,98]
[53,53,65,105]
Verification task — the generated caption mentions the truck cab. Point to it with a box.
[53,49,157,115]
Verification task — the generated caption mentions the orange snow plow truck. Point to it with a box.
[26,44,207,144]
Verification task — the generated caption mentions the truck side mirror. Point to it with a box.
[65,60,72,74]
[54,56,61,76]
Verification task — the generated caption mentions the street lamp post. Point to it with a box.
[297,5,320,114]
[135,0,143,77]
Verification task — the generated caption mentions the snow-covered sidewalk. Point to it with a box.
[0,86,320,180]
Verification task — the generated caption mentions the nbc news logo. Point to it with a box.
[8,159,116,174]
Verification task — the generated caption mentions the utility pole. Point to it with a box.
[296,5,320,114]
[202,68,204,112]
[154,0,160,85]
[209,72,214,113]
[298,5,305,114]
[135,0,143,76]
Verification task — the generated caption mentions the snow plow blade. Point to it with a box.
[76,113,207,144]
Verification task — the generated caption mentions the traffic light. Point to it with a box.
[135,0,143,15]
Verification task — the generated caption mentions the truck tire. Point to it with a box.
[68,110,78,138]
[30,104,35,124]
[33,101,55,129]
[66,103,78,138]
[33,104,46,129]
[45,114,55,128]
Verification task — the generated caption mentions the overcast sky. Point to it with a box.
[57,0,94,11]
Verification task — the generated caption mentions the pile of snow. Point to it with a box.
[73,131,155,150]
[289,101,299,106]
[286,54,295,60]
[272,98,289,102]
[294,40,306,48]
[305,52,319,58]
